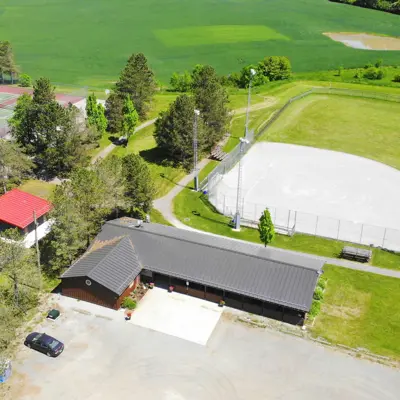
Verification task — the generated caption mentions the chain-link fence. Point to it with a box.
[210,193,400,251]
[203,86,400,252]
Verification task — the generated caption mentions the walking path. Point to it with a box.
[154,165,400,279]
[91,118,157,164]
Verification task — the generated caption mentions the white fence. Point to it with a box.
[209,192,400,252]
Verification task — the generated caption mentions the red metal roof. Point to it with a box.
[0,189,52,229]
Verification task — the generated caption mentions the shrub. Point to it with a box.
[317,278,327,290]
[375,58,383,68]
[18,74,32,87]
[393,74,400,83]
[363,67,384,80]
[364,62,373,69]
[313,287,324,301]
[353,69,363,79]
[309,300,321,318]
[121,297,136,310]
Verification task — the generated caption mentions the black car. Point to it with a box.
[24,332,64,357]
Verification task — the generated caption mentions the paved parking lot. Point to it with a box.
[5,295,400,400]
[130,287,223,345]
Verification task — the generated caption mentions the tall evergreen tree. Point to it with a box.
[105,92,124,133]
[0,41,18,83]
[192,65,230,148]
[115,53,156,119]
[122,154,155,213]
[155,94,205,168]
[10,78,93,176]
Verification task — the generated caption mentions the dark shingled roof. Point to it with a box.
[80,219,324,312]
[61,236,141,296]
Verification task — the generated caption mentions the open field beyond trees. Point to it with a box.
[1,0,400,85]
[311,265,400,360]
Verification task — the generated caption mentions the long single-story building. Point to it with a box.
[61,218,324,325]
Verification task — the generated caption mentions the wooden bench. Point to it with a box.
[210,146,227,161]
[341,246,372,263]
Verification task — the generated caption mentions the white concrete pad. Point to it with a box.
[211,143,400,250]
[130,287,223,345]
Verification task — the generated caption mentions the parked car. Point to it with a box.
[24,332,64,357]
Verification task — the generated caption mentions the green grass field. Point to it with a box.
[1,0,400,85]
[311,265,400,360]
[110,125,186,199]
[259,94,400,169]
[19,180,56,200]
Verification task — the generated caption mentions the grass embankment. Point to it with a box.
[311,265,400,360]
[2,0,400,84]
[296,66,400,89]
[174,188,400,270]
[258,94,400,169]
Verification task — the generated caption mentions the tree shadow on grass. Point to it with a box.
[188,194,231,227]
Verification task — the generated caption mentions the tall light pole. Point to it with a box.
[245,68,256,140]
[233,137,250,230]
[193,109,200,191]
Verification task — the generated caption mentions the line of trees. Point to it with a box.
[42,154,155,273]
[9,77,99,178]
[156,64,231,169]
[330,0,400,15]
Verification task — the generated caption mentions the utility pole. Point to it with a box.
[193,109,200,191]
[233,138,250,231]
[33,210,42,291]
[245,68,256,139]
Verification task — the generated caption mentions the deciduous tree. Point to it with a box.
[122,96,139,138]
[170,71,192,92]
[0,140,34,194]
[258,56,292,81]
[258,208,275,247]
[0,229,40,309]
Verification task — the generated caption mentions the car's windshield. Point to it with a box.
[32,333,43,342]
[48,339,60,349]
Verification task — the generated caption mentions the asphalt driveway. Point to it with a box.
[6,296,400,400]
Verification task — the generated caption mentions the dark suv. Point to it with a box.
[24,332,64,357]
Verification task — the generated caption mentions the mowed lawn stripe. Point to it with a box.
[154,25,290,47]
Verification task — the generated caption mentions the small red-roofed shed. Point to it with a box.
[0,189,52,234]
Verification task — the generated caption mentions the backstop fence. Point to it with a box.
[209,192,400,252]
[202,86,400,252]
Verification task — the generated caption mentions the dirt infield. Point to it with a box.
[324,33,400,50]
[0,85,84,107]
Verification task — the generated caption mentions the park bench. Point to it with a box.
[210,146,227,161]
[341,246,372,263]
